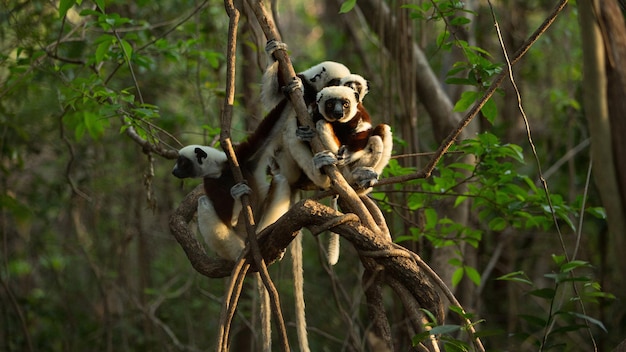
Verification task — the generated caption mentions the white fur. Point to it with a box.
[256,174,292,231]
[372,125,393,175]
[298,61,351,92]
[340,74,369,102]
[290,234,310,352]
[327,195,341,266]
[197,195,245,261]
[282,106,332,189]
[260,60,351,111]
[260,61,284,110]
[175,145,227,178]
[315,86,359,123]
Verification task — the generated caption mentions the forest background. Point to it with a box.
[1,0,625,351]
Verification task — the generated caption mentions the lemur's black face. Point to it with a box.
[172,156,195,179]
[323,98,351,121]
[172,147,208,179]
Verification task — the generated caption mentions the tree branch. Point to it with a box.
[363,0,570,187]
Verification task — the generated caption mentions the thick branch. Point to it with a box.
[256,199,445,324]
[167,184,235,278]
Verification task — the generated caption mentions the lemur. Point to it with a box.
[172,99,336,352]
[260,40,352,112]
[312,82,392,266]
[173,144,292,260]
[172,97,291,260]
[260,41,391,190]
[314,85,393,192]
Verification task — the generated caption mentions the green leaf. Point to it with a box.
[453,195,467,207]
[436,30,451,49]
[445,77,473,85]
[411,331,431,345]
[448,258,463,267]
[119,39,133,61]
[59,0,76,17]
[419,308,439,324]
[453,90,478,112]
[586,207,606,219]
[339,0,357,13]
[561,260,591,273]
[423,208,438,230]
[95,39,112,63]
[464,266,481,286]
[565,312,607,333]
[551,254,566,266]
[429,324,462,335]
[450,16,471,26]
[451,267,464,287]
[83,111,107,140]
[448,305,474,319]
[480,96,497,123]
[488,217,507,231]
[94,0,105,10]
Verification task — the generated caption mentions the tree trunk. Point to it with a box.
[578,1,626,341]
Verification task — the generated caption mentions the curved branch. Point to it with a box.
[167,184,235,278]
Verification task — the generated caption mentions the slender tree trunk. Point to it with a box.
[578,1,626,339]
[598,0,626,344]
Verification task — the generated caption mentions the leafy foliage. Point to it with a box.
[0,0,617,351]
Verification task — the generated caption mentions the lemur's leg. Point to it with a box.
[197,195,245,261]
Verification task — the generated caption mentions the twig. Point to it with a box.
[397,245,485,352]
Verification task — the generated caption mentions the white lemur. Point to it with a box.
[314,84,393,192]
[311,82,393,266]
[261,41,352,112]
[172,132,291,352]
[172,147,290,261]
[172,96,337,352]
[172,95,308,260]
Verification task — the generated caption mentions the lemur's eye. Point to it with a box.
[343,102,350,108]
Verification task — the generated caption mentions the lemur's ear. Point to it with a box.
[194,147,208,165]
[354,91,360,102]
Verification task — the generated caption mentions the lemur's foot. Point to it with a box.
[296,125,315,142]
[265,39,288,58]
[337,145,351,165]
[352,167,379,189]
[283,76,303,95]
[230,182,252,199]
[198,195,211,209]
[268,156,280,175]
[314,151,338,169]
